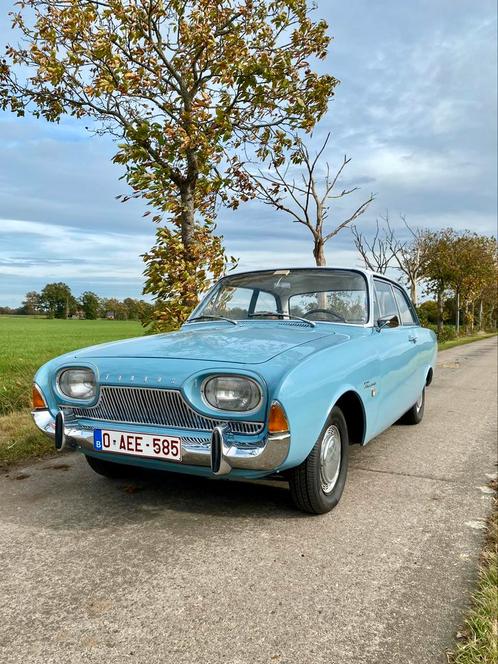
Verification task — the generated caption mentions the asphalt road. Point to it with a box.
[1,337,496,664]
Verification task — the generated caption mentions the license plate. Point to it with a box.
[93,429,182,462]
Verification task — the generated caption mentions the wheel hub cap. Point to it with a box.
[320,425,342,494]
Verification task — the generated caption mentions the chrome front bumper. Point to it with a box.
[32,409,290,476]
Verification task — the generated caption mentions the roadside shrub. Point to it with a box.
[416,301,438,325]
[424,323,458,343]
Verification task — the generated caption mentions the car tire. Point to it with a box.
[399,387,425,425]
[288,406,349,515]
[85,454,131,478]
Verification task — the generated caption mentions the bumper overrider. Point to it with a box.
[32,408,290,476]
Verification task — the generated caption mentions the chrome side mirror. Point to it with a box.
[377,314,400,330]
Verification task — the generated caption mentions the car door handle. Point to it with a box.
[408,335,418,343]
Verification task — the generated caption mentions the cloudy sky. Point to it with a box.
[0,0,496,307]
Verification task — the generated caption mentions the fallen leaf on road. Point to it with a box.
[122,484,144,494]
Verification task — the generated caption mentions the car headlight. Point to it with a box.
[202,376,262,412]
[57,368,96,400]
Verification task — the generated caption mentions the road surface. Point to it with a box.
[1,337,496,664]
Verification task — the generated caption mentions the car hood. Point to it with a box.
[75,323,336,365]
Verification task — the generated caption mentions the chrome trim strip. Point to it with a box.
[32,410,290,473]
[61,385,264,435]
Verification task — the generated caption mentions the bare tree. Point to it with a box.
[352,212,427,305]
[389,216,427,305]
[249,133,375,266]
[351,215,397,274]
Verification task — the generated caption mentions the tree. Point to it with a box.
[123,296,154,320]
[40,282,75,318]
[143,224,228,329]
[248,133,374,265]
[388,215,428,306]
[351,216,396,274]
[449,234,497,334]
[1,0,336,327]
[101,298,129,320]
[352,212,427,304]
[80,291,100,319]
[22,291,42,315]
[420,229,458,335]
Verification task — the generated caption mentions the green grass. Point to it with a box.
[0,317,144,416]
[438,332,498,351]
[0,409,54,470]
[448,491,498,664]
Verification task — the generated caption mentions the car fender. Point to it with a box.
[272,340,375,470]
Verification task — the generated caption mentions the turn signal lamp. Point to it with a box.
[268,401,289,434]
[32,384,47,410]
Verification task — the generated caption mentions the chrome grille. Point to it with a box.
[62,385,264,435]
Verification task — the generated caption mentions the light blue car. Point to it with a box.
[32,268,437,514]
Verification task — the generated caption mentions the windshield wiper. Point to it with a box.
[248,312,316,328]
[185,315,238,326]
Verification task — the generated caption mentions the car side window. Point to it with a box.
[393,287,417,325]
[373,279,398,320]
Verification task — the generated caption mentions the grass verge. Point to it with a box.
[0,409,55,470]
[439,333,498,352]
[448,485,498,663]
[0,317,143,416]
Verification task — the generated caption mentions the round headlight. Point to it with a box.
[203,376,262,412]
[58,368,96,400]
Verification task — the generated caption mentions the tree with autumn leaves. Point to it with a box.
[422,229,497,336]
[1,0,336,329]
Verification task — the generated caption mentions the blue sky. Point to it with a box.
[1,0,496,307]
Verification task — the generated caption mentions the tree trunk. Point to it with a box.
[456,290,460,336]
[437,289,444,336]
[479,299,483,331]
[410,278,417,306]
[464,301,470,335]
[179,182,196,252]
[313,238,326,267]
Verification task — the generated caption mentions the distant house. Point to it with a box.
[105,311,115,320]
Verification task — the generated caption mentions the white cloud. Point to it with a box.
[0,218,154,282]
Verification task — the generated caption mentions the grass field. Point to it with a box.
[0,317,144,416]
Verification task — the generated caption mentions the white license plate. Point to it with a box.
[93,429,182,462]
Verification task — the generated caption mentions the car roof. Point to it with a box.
[225,266,387,280]
[221,266,408,293]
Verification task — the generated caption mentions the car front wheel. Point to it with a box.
[288,406,349,514]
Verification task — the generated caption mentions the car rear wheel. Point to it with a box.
[85,454,131,478]
[398,387,425,425]
[288,406,349,514]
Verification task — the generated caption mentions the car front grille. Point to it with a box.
[61,385,264,435]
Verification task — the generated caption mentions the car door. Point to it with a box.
[371,278,417,432]
[392,284,423,406]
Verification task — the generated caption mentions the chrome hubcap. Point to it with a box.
[320,425,342,494]
[416,392,424,411]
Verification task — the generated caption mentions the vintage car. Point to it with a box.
[32,268,437,514]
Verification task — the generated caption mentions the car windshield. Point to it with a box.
[192,269,369,324]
